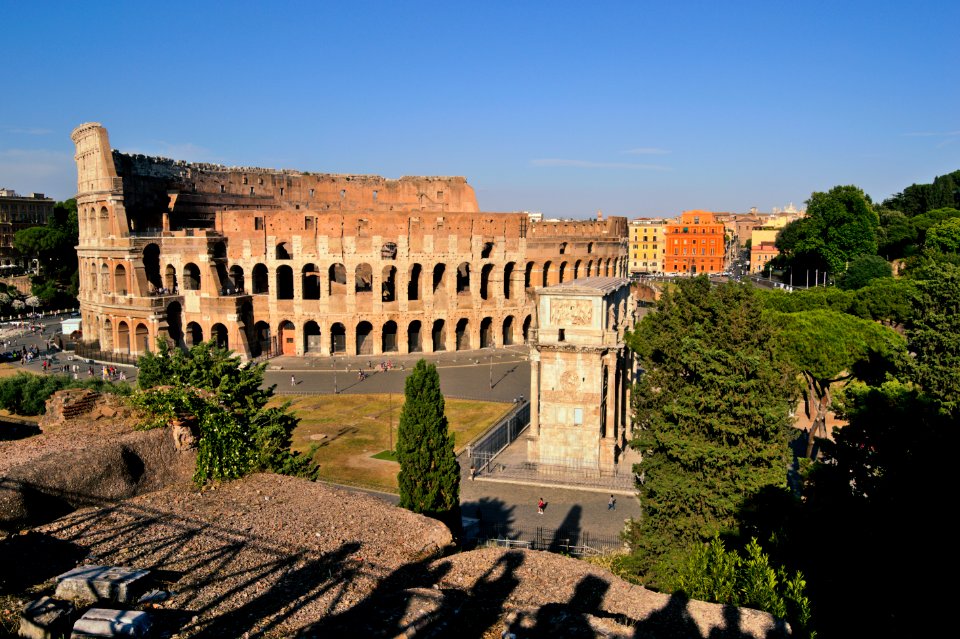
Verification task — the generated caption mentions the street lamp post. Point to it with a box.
[489,337,495,389]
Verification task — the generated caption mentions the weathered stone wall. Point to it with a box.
[71,123,629,360]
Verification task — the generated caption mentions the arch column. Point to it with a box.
[604,353,617,440]
[529,351,541,437]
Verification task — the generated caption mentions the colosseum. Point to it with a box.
[71,122,628,360]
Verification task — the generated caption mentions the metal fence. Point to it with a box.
[72,342,140,367]
[469,401,529,469]
[463,522,625,556]
[476,454,637,491]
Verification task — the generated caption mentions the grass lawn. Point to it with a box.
[272,394,511,493]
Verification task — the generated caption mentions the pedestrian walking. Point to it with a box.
[608,495,616,511]
[537,497,545,515]
[290,374,296,387]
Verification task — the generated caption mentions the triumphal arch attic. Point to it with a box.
[71,123,629,360]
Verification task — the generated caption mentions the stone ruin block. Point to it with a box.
[54,565,151,604]
[18,596,74,639]
[70,609,152,638]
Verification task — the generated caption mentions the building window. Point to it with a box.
[305,217,315,230]
[250,187,255,195]
[373,190,378,201]
[558,328,565,342]
[243,176,248,185]
[220,185,225,193]
[309,188,315,198]
[279,187,284,196]
[255,217,264,230]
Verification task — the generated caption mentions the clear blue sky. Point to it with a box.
[2,0,958,218]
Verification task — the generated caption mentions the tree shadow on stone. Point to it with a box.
[530,573,612,638]
[0,531,86,594]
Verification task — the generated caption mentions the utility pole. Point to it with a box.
[388,392,393,452]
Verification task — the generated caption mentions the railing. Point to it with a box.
[468,401,529,470]
[72,342,139,367]
[463,522,625,556]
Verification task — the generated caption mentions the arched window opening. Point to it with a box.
[102,319,114,351]
[229,265,245,294]
[302,264,321,300]
[166,301,184,349]
[117,321,130,354]
[522,315,532,343]
[542,261,552,287]
[279,320,296,355]
[164,265,178,293]
[142,244,161,291]
[100,264,110,293]
[114,264,127,295]
[254,321,271,357]
[329,263,347,295]
[276,242,291,260]
[212,241,227,260]
[211,323,228,349]
[355,263,373,294]
[480,317,494,349]
[480,264,494,300]
[382,266,397,302]
[503,262,515,299]
[382,321,398,352]
[456,262,470,295]
[252,263,269,294]
[431,319,446,352]
[559,262,568,283]
[356,321,373,355]
[380,242,397,260]
[135,323,150,353]
[481,241,494,259]
[331,323,346,354]
[524,262,534,288]
[276,265,294,300]
[432,264,446,295]
[559,241,567,255]
[502,316,515,346]
[304,321,321,353]
[455,318,470,351]
[407,320,422,353]
[186,322,203,348]
[408,263,422,301]
[574,260,582,280]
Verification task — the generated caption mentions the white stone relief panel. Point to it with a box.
[550,298,592,326]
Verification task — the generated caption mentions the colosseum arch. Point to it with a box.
[276,265,294,300]
[302,264,320,300]
[143,244,161,290]
[276,242,291,260]
[229,265,245,293]
[166,301,184,348]
[431,319,446,352]
[503,262,515,299]
[183,263,201,291]
[574,260,582,279]
[355,263,373,294]
[455,318,470,351]
[480,264,494,300]
[165,265,178,292]
[432,264,447,299]
[211,323,228,349]
[559,262,568,283]
[408,263,422,301]
[135,323,150,353]
[407,320,423,353]
[456,262,471,295]
[356,321,373,355]
[522,315,532,343]
[114,264,127,295]
[304,321,321,354]
[100,264,110,293]
[329,263,347,296]
[330,323,346,354]
[116,321,130,354]
[481,241,494,259]
[254,321,271,356]
[524,262,534,288]
[542,261,552,287]
[212,241,227,260]
[186,322,203,348]
[559,241,568,255]
[99,206,110,237]
[279,320,296,355]
[382,266,397,302]
[252,264,269,294]
[382,320,398,353]
[480,317,494,348]
[502,315,515,345]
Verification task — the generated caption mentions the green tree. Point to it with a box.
[135,339,317,485]
[14,199,79,297]
[626,278,795,580]
[675,537,815,638]
[771,309,905,457]
[924,216,960,254]
[837,255,892,290]
[777,186,879,277]
[396,359,460,521]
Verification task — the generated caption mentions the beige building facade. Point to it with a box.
[527,277,635,472]
[71,123,629,360]
[0,188,54,269]
[628,218,668,275]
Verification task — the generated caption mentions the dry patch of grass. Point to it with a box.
[272,394,511,493]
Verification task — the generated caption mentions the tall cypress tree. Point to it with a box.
[396,359,460,520]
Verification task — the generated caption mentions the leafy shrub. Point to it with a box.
[0,372,132,416]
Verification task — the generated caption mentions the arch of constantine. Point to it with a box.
[72,123,628,360]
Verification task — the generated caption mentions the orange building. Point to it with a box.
[664,210,726,274]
